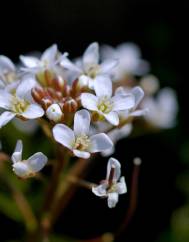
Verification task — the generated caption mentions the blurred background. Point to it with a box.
[0,0,187,241]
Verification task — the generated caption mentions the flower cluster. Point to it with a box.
[0,42,178,208]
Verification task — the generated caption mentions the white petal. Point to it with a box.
[81,93,98,111]
[20,55,40,68]
[89,133,113,153]
[0,111,16,128]
[131,86,144,108]
[74,109,90,136]
[78,75,90,87]
[0,55,15,72]
[104,112,119,126]
[112,94,135,111]
[94,76,112,97]
[116,177,127,194]
[107,192,119,208]
[22,104,44,119]
[73,149,90,159]
[60,56,81,73]
[115,86,126,96]
[0,90,12,109]
[106,157,121,181]
[11,140,23,163]
[92,183,107,197]
[12,162,30,178]
[27,152,47,172]
[16,78,37,99]
[83,42,99,71]
[99,59,118,74]
[101,146,115,157]
[41,44,57,63]
[53,124,75,149]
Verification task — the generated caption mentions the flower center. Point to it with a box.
[87,65,100,78]
[106,182,117,193]
[74,134,90,151]
[97,96,113,114]
[12,97,29,114]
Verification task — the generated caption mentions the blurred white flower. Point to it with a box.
[100,86,147,156]
[53,109,113,159]
[60,42,118,89]
[46,103,63,122]
[92,157,127,208]
[20,44,66,75]
[101,42,149,80]
[0,55,18,88]
[140,74,160,95]
[81,76,135,125]
[13,119,38,134]
[11,140,47,178]
[0,78,44,128]
[142,87,178,128]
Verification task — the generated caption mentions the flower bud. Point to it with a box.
[63,98,78,113]
[46,103,63,122]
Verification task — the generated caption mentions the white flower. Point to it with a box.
[0,78,44,128]
[46,103,63,122]
[0,55,17,88]
[20,44,66,75]
[11,140,47,178]
[60,42,118,89]
[141,87,178,128]
[99,86,147,157]
[115,86,148,118]
[101,42,149,80]
[81,76,135,125]
[92,157,127,208]
[53,109,113,159]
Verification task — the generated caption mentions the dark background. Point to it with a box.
[0,1,187,241]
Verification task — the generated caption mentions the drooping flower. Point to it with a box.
[101,42,149,80]
[11,140,47,178]
[0,78,44,128]
[60,42,118,89]
[81,76,135,125]
[92,157,127,208]
[53,109,113,159]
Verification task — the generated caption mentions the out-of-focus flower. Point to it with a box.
[92,157,127,208]
[20,44,66,76]
[101,42,149,80]
[100,86,147,156]
[81,76,135,125]
[53,109,113,159]
[60,42,118,89]
[0,55,18,88]
[140,74,160,95]
[46,103,63,122]
[142,87,178,128]
[11,140,47,178]
[0,78,44,128]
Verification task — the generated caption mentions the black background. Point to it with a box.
[0,1,187,241]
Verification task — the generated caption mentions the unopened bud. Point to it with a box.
[32,87,45,103]
[46,103,63,122]
[63,98,78,113]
